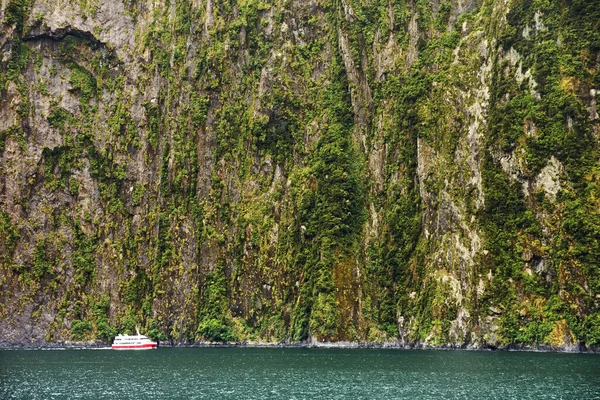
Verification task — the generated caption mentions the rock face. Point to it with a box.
[0,0,599,348]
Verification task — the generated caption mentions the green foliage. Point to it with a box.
[72,225,97,286]
[6,38,31,82]
[69,63,97,111]
[131,182,146,206]
[4,0,31,33]
[120,312,138,334]
[256,89,302,164]
[32,239,52,279]
[47,107,73,128]
[143,102,160,149]
[92,295,110,319]
[291,49,366,340]
[0,126,25,154]
[58,35,81,57]
[155,212,172,272]
[301,56,365,246]
[97,321,117,342]
[480,0,600,346]
[0,212,20,268]
[308,258,339,340]
[107,93,140,151]
[190,93,210,129]
[42,145,76,191]
[91,294,116,341]
[436,1,452,31]
[585,313,600,347]
[125,270,151,305]
[71,320,92,340]
[197,318,236,342]
[196,262,237,342]
[146,319,168,342]
[0,130,6,154]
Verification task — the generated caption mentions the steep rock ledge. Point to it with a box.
[0,0,599,349]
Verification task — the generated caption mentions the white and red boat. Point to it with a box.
[112,329,157,350]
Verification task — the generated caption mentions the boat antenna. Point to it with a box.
[136,326,141,336]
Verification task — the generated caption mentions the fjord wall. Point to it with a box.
[1,0,599,348]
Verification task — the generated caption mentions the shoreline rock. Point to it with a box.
[1,340,597,354]
[0,340,108,350]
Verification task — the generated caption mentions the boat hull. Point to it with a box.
[111,343,157,350]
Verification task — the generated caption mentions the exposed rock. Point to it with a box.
[0,0,598,350]
[535,156,563,202]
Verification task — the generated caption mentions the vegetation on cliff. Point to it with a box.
[0,0,598,349]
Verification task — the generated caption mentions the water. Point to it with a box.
[1,347,599,399]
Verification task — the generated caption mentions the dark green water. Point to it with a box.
[1,347,599,399]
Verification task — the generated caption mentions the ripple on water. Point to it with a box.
[1,348,600,399]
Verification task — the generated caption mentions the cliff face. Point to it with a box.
[0,0,598,348]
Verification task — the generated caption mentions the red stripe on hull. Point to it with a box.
[112,343,157,350]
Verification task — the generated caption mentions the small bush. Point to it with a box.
[71,320,92,340]
[197,318,236,342]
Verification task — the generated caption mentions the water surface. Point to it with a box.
[1,347,599,399]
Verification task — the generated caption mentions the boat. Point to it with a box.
[112,329,157,350]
